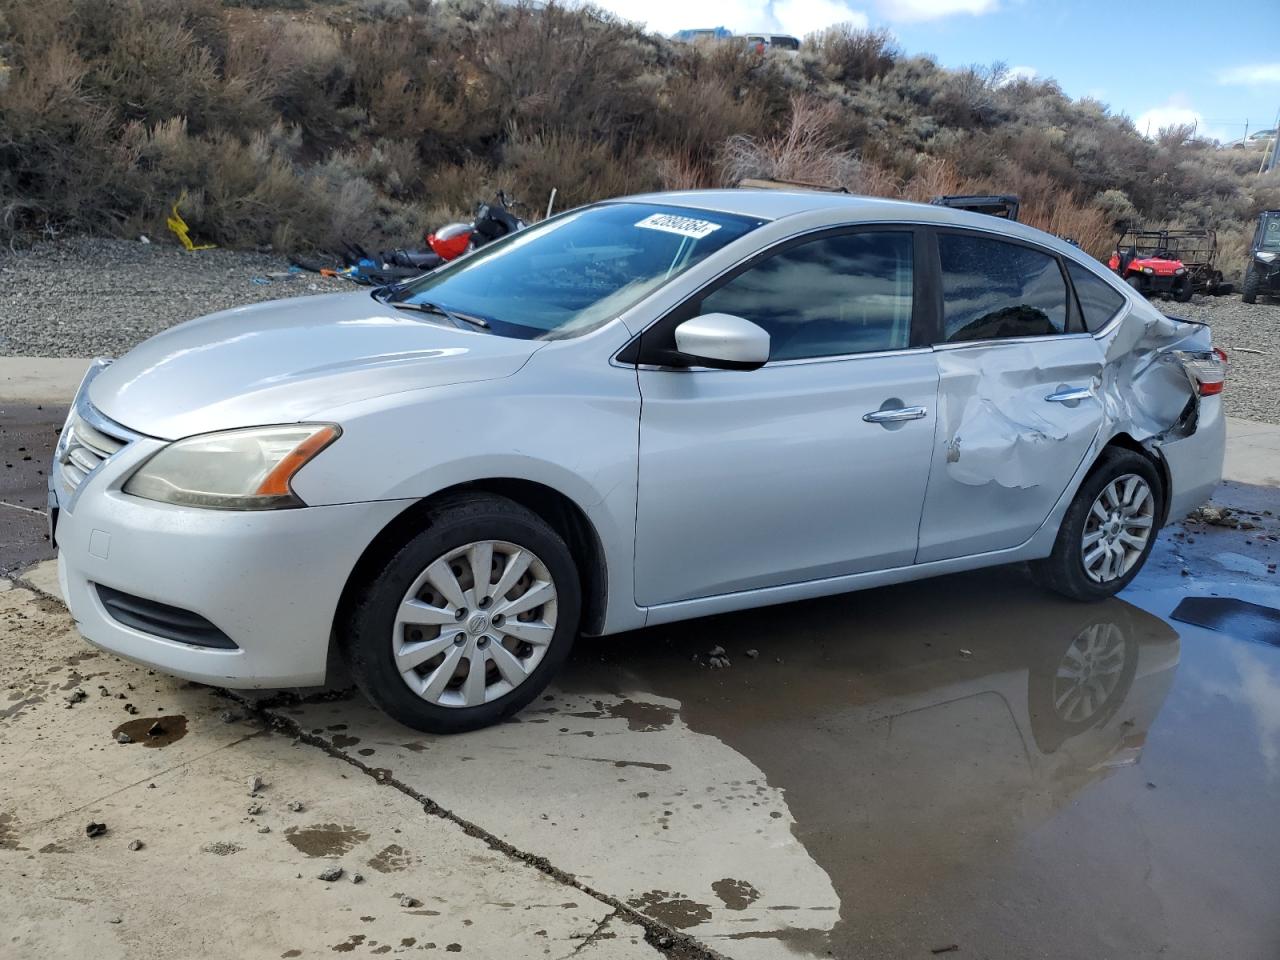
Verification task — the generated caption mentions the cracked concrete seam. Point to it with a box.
[23,572,728,960]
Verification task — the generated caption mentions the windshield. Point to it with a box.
[387,203,762,340]
[1259,214,1280,252]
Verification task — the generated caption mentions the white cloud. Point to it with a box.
[1217,63,1280,86]
[997,64,1037,86]
[1133,101,1202,139]
[582,0,867,36]
[874,0,998,22]
[774,0,868,36]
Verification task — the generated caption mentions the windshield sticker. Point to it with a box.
[634,213,723,239]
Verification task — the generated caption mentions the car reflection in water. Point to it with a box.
[564,568,1180,955]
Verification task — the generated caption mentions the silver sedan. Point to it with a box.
[51,190,1226,732]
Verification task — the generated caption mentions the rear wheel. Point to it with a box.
[1242,267,1260,304]
[1031,448,1162,601]
[340,493,580,733]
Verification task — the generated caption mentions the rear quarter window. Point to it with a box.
[1066,261,1127,333]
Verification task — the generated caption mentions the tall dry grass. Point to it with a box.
[0,0,1268,269]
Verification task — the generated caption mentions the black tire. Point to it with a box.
[1030,448,1163,602]
[1172,277,1193,302]
[1125,275,1145,296]
[339,493,581,733]
[1241,267,1260,304]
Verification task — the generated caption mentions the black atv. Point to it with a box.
[1242,210,1280,304]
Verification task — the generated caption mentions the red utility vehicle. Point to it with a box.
[1107,244,1193,302]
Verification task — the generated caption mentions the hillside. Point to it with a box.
[1,0,1276,273]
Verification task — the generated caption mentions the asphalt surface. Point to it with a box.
[4,474,1279,957]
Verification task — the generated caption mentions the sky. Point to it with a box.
[587,0,1280,143]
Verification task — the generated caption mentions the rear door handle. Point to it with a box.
[1044,387,1092,404]
[863,405,928,424]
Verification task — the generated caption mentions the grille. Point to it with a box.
[58,410,127,491]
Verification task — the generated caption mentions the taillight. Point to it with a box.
[1175,349,1226,397]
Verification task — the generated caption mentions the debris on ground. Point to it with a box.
[65,688,86,705]
[200,841,242,856]
[124,703,138,715]
[317,865,344,882]
[931,946,959,955]
[115,732,132,744]
[745,649,759,659]
[220,711,241,724]
[288,800,305,813]
[85,821,107,838]
[247,802,263,816]
[351,873,364,884]
[248,775,265,795]
[1188,505,1238,528]
[147,720,166,737]
[958,649,973,659]
[128,839,144,851]
[258,825,271,834]
[707,645,731,669]
[399,896,422,908]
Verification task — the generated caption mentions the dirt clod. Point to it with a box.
[317,865,344,882]
[248,775,264,795]
[399,896,421,908]
[85,821,107,838]
[127,839,143,851]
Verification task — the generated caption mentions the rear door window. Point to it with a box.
[937,233,1069,343]
[1066,261,1126,332]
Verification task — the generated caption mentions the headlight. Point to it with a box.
[1258,251,1277,263]
[1143,267,1154,274]
[1175,268,1186,275]
[123,424,340,510]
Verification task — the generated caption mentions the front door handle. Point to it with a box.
[1044,387,1092,404]
[863,405,928,424]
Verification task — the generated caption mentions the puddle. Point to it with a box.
[1172,596,1280,646]
[1213,552,1271,576]
[626,890,713,928]
[712,877,760,910]
[368,843,413,873]
[111,715,188,748]
[283,823,371,858]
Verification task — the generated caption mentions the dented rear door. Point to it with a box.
[915,229,1107,563]
[916,336,1106,561]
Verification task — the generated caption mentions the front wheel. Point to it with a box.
[1030,448,1162,601]
[1172,277,1193,302]
[340,493,580,733]
[1241,267,1260,304]
[1125,275,1145,296]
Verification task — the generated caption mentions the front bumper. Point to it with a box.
[52,417,411,688]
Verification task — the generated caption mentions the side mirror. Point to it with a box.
[672,313,770,371]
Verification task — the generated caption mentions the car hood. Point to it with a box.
[89,292,542,439]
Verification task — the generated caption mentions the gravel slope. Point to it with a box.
[2,237,1278,422]
[0,238,347,357]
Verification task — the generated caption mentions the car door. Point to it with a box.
[916,229,1107,563]
[630,227,939,607]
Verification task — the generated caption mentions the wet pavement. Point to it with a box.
[0,402,62,577]
[3,405,1279,956]
[241,485,1280,960]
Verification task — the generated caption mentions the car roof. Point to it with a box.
[617,188,1087,259]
